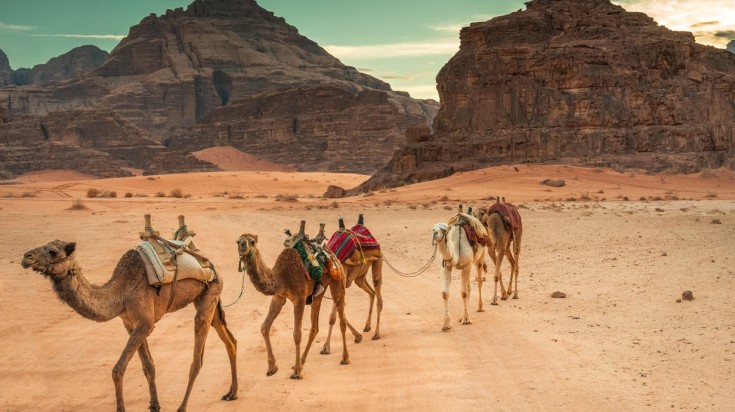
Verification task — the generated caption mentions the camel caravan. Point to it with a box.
[20,200,521,410]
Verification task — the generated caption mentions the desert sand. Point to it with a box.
[1,164,734,411]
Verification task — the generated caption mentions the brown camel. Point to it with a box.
[20,239,238,412]
[236,225,350,380]
[473,200,523,305]
[313,216,383,355]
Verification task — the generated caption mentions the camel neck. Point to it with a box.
[51,261,125,322]
[244,250,278,296]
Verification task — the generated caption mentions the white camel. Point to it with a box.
[432,219,487,331]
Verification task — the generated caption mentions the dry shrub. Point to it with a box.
[170,188,184,198]
[20,192,37,198]
[155,191,166,198]
[69,198,87,210]
[439,195,449,201]
[125,192,133,198]
[87,188,99,198]
[275,194,299,202]
[229,194,245,199]
[443,205,453,210]
[407,204,417,210]
[704,192,718,198]
[330,201,339,209]
[134,193,149,198]
[254,194,268,198]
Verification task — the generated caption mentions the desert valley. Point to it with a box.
[1,163,734,411]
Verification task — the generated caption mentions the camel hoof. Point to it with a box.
[149,401,161,411]
[320,348,331,355]
[354,334,363,343]
[491,301,499,306]
[363,325,372,332]
[266,367,278,376]
[221,393,238,401]
[372,334,381,341]
[340,359,351,365]
[462,320,473,325]
[477,307,485,312]
[513,295,519,300]
[501,296,508,301]
[442,325,452,331]
[290,374,303,380]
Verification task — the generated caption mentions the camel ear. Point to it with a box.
[64,242,76,256]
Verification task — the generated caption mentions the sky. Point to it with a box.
[0,0,734,100]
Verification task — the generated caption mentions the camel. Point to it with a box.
[473,200,523,304]
[432,215,487,331]
[236,222,350,379]
[20,239,238,412]
[314,215,383,356]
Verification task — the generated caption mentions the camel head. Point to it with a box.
[21,240,77,280]
[432,223,448,246]
[237,233,259,261]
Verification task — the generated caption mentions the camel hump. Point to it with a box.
[488,203,522,230]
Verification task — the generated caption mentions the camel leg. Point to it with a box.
[177,295,218,412]
[476,257,486,313]
[321,300,362,355]
[113,321,153,412]
[333,283,351,365]
[441,265,453,331]
[371,259,383,340]
[299,294,322,370]
[210,301,238,401]
[502,244,516,301]
[122,320,159,412]
[290,296,306,380]
[458,265,473,325]
[261,295,287,376]
[354,274,376,333]
[511,230,522,299]
[491,246,506,305]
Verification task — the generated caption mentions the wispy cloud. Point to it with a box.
[0,22,34,31]
[615,0,735,47]
[31,34,125,40]
[382,74,415,81]
[324,41,458,59]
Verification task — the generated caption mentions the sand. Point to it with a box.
[1,164,734,411]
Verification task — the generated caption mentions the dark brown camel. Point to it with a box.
[236,222,350,379]
[20,239,238,412]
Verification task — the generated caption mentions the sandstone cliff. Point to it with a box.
[356,0,735,191]
[0,0,436,178]
[0,50,12,87]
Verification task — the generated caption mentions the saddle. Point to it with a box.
[136,215,215,287]
[327,222,381,265]
[284,224,342,283]
[447,212,488,252]
[487,202,522,231]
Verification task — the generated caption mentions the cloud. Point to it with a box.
[31,34,125,40]
[614,0,735,48]
[0,22,34,31]
[324,41,458,59]
[382,74,415,80]
[714,31,735,40]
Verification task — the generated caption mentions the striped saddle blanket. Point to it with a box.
[327,224,380,263]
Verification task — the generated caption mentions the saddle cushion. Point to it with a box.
[137,240,214,286]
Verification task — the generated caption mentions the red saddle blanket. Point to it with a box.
[327,224,381,262]
[488,203,522,230]
[463,224,487,247]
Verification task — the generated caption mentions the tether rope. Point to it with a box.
[222,267,246,308]
[381,243,437,278]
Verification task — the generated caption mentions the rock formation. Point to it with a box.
[355,0,735,191]
[0,0,437,178]
[0,50,12,87]
[728,40,735,55]
[12,45,109,86]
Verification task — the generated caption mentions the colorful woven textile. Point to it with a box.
[327,225,380,263]
[292,241,329,283]
[463,224,487,247]
[488,203,522,230]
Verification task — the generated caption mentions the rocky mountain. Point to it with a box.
[356,0,735,191]
[0,50,12,87]
[0,0,436,178]
[12,45,109,86]
[728,40,735,54]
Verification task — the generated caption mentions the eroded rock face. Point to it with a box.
[13,46,109,86]
[0,0,436,178]
[356,0,735,191]
[0,50,12,87]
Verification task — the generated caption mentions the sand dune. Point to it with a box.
[1,165,734,411]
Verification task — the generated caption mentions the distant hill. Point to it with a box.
[0,0,437,178]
